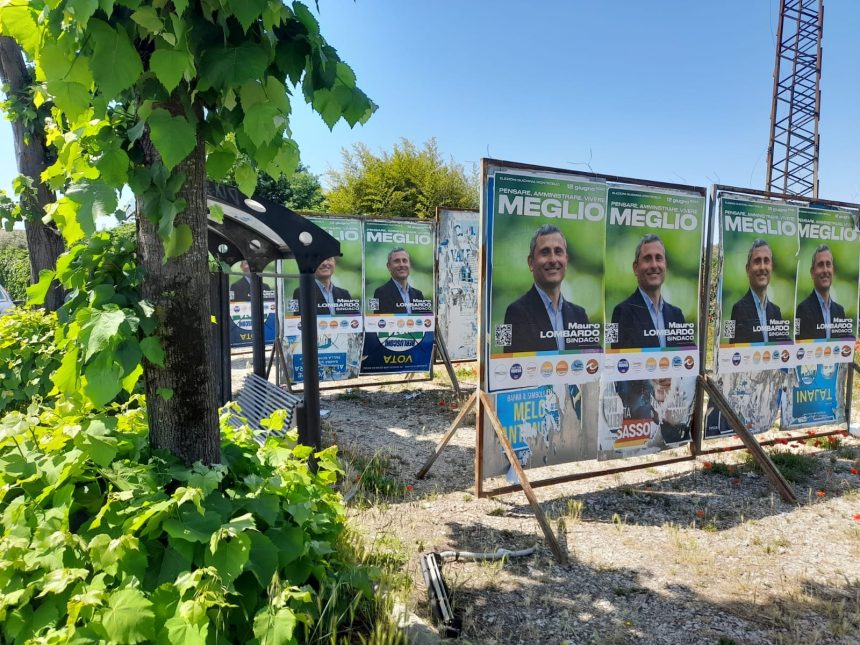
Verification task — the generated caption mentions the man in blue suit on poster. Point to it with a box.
[729,239,789,343]
[795,244,852,340]
[371,248,431,315]
[502,224,599,353]
[610,233,689,350]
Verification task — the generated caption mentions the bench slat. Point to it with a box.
[228,374,302,440]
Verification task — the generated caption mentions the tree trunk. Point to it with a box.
[0,37,64,310]
[137,102,220,465]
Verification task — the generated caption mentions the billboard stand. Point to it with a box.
[478,391,567,564]
[415,390,478,479]
[699,375,797,503]
[266,337,292,392]
[434,332,462,396]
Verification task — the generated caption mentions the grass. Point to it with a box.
[339,448,408,504]
[744,449,819,483]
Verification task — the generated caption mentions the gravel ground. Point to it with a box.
[232,354,860,644]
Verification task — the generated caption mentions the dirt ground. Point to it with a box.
[234,354,860,644]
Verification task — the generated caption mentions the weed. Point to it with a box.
[744,449,818,483]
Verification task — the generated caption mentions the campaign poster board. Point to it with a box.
[437,208,479,361]
[781,364,847,429]
[282,217,364,383]
[481,382,600,478]
[793,206,859,364]
[704,371,788,437]
[228,263,277,348]
[597,375,697,460]
[717,195,798,373]
[484,166,605,392]
[603,187,704,381]
[361,219,435,374]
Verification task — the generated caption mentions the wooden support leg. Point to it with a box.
[478,391,568,565]
[415,390,477,479]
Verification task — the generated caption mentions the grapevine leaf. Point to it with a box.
[37,568,90,597]
[147,109,196,171]
[67,0,99,28]
[163,223,192,260]
[96,147,130,187]
[157,387,173,401]
[53,345,80,396]
[204,532,250,584]
[163,616,207,645]
[150,48,191,93]
[208,203,224,223]
[100,588,155,644]
[234,163,257,197]
[242,103,281,147]
[89,19,144,98]
[0,5,40,53]
[26,270,55,305]
[245,531,278,587]
[139,336,165,367]
[205,142,237,180]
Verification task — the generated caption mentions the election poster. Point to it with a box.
[704,371,788,437]
[484,166,605,392]
[597,375,696,460]
[481,381,600,478]
[793,206,859,365]
[437,208,479,361]
[717,195,799,373]
[361,219,436,374]
[228,262,277,348]
[781,363,847,429]
[603,186,704,381]
[282,216,364,383]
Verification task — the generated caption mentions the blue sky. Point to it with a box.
[2,1,859,202]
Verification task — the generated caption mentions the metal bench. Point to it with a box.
[228,373,302,441]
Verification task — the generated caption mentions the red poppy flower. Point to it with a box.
[854,514,860,522]
[354,474,362,482]
[816,490,826,497]
[695,510,705,517]
[405,484,414,492]
[703,461,713,470]
[775,438,789,445]
[438,400,446,407]
[851,468,859,476]
[806,430,816,436]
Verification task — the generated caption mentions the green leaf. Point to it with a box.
[97,146,130,187]
[163,616,208,645]
[147,109,196,171]
[139,336,165,367]
[82,309,127,361]
[206,142,237,180]
[130,7,164,33]
[253,607,297,645]
[162,509,220,544]
[89,19,144,98]
[204,532,250,585]
[242,103,281,147]
[246,531,278,587]
[231,0,267,32]
[26,270,55,305]
[83,354,124,408]
[47,81,92,123]
[76,424,119,467]
[53,345,80,396]
[157,387,174,401]
[198,43,270,91]
[100,588,155,644]
[37,568,89,597]
[150,48,191,93]
[208,203,224,223]
[163,223,193,260]
[67,0,99,28]
[234,163,257,197]
[0,5,40,54]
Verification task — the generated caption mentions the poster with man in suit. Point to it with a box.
[283,216,364,383]
[717,196,798,374]
[361,219,435,375]
[603,186,704,382]
[487,169,605,392]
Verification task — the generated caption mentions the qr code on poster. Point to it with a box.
[368,298,379,312]
[495,324,512,347]
[723,319,735,339]
[604,323,618,344]
[288,299,299,313]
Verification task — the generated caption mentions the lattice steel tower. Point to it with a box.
[766,0,823,197]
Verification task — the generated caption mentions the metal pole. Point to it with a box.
[249,272,266,377]
[298,272,321,452]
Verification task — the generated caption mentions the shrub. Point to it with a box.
[0,245,30,301]
[0,398,383,644]
[0,308,63,413]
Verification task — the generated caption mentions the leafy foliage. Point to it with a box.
[0,308,63,413]
[29,229,155,410]
[0,399,380,644]
[0,244,29,301]
[326,138,479,218]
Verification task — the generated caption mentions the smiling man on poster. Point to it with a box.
[795,244,852,340]
[372,247,431,315]
[502,224,598,353]
[610,234,688,349]
[729,239,790,343]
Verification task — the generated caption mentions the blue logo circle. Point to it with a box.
[510,364,523,379]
